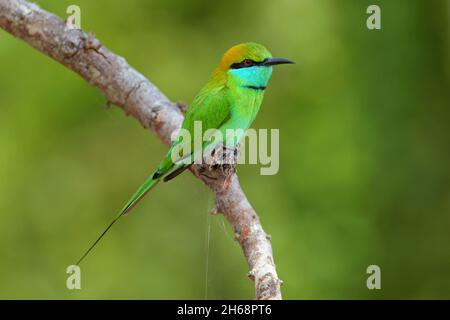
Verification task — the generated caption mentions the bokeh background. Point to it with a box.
[0,0,449,299]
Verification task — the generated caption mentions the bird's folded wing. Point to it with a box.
[155,85,233,174]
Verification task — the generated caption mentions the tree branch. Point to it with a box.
[0,0,282,300]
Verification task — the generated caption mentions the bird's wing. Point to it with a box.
[155,84,232,176]
[183,85,231,134]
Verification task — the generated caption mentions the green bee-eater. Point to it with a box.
[76,42,294,265]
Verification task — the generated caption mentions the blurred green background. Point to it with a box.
[0,0,449,299]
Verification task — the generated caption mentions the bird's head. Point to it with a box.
[217,42,294,88]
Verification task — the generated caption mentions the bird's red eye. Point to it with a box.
[230,59,255,69]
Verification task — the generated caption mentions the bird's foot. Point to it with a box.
[203,144,239,168]
[194,143,239,188]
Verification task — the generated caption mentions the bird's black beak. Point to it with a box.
[263,57,295,66]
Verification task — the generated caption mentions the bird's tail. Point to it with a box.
[75,173,161,266]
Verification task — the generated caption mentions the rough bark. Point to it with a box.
[0,0,282,300]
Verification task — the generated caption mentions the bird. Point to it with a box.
[76,42,294,265]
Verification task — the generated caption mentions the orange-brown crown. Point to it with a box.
[218,42,272,71]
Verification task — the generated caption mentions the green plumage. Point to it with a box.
[76,42,293,265]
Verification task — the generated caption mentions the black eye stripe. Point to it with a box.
[230,58,267,69]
